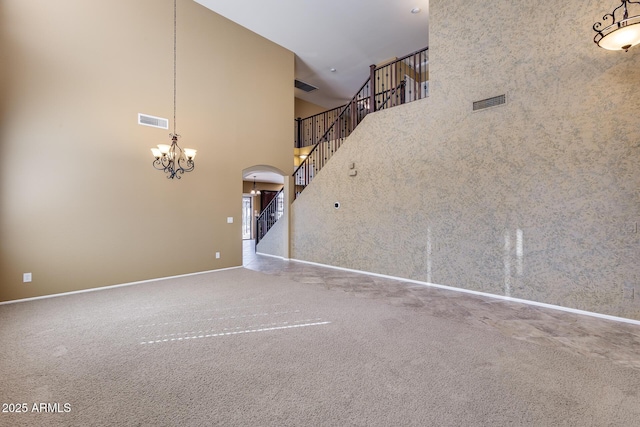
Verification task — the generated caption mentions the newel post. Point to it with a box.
[369,64,376,113]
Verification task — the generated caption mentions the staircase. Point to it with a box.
[257,46,429,243]
[294,47,429,198]
[256,189,284,245]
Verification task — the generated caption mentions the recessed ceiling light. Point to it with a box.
[411,7,421,14]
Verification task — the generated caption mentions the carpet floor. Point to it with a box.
[1,267,639,426]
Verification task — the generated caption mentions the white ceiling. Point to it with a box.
[243,171,284,185]
[194,0,429,109]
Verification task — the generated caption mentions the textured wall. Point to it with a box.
[256,214,287,259]
[291,0,640,319]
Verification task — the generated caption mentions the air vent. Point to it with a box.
[138,113,169,129]
[473,94,506,112]
[294,79,318,93]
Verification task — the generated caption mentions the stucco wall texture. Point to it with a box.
[256,211,288,259]
[289,0,640,319]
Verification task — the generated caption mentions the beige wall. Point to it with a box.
[295,98,327,119]
[291,0,640,319]
[0,0,293,301]
[294,98,336,167]
[242,182,283,194]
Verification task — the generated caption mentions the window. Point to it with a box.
[242,196,252,239]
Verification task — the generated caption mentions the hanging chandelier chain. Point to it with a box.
[149,0,196,179]
[173,0,177,135]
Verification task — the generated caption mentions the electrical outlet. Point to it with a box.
[23,273,32,283]
[215,252,220,259]
[227,217,233,224]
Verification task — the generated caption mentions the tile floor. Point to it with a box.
[243,240,640,370]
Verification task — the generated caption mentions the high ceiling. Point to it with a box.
[194,0,429,109]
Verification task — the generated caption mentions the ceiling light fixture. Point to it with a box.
[411,7,421,14]
[593,0,640,52]
[151,0,197,179]
[330,68,337,72]
[250,176,261,196]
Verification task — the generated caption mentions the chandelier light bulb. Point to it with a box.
[183,148,197,160]
[599,22,640,50]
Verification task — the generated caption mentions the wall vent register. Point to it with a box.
[473,94,506,111]
[294,79,319,93]
[138,113,169,129]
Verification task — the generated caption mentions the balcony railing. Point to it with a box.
[295,105,345,148]
[294,47,428,198]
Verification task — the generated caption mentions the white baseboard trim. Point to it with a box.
[290,258,640,327]
[256,251,289,261]
[0,266,243,306]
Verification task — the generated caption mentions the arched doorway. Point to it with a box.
[241,165,289,265]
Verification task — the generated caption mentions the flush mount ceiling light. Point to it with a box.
[411,7,421,14]
[151,0,197,179]
[593,0,640,52]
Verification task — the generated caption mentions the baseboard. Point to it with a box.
[0,266,243,306]
[290,258,640,327]
[256,251,289,261]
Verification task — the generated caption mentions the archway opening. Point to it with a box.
[241,165,288,266]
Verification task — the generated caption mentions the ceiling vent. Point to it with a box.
[138,113,169,129]
[473,94,506,112]
[294,79,318,93]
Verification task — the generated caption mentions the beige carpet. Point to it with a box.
[1,267,639,426]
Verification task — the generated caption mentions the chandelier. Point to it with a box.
[250,176,261,196]
[151,0,197,179]
[593,0,640,52]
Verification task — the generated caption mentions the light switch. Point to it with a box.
[227,217,233,223]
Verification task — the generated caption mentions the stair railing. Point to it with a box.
[294,78,372,197]
[377,80,407,111]
[371,47,429,111]
[293,46,428,198]
[295,105,345,148]
[256,189,284,245]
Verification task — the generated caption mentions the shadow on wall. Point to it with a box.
[0,3,11,278]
